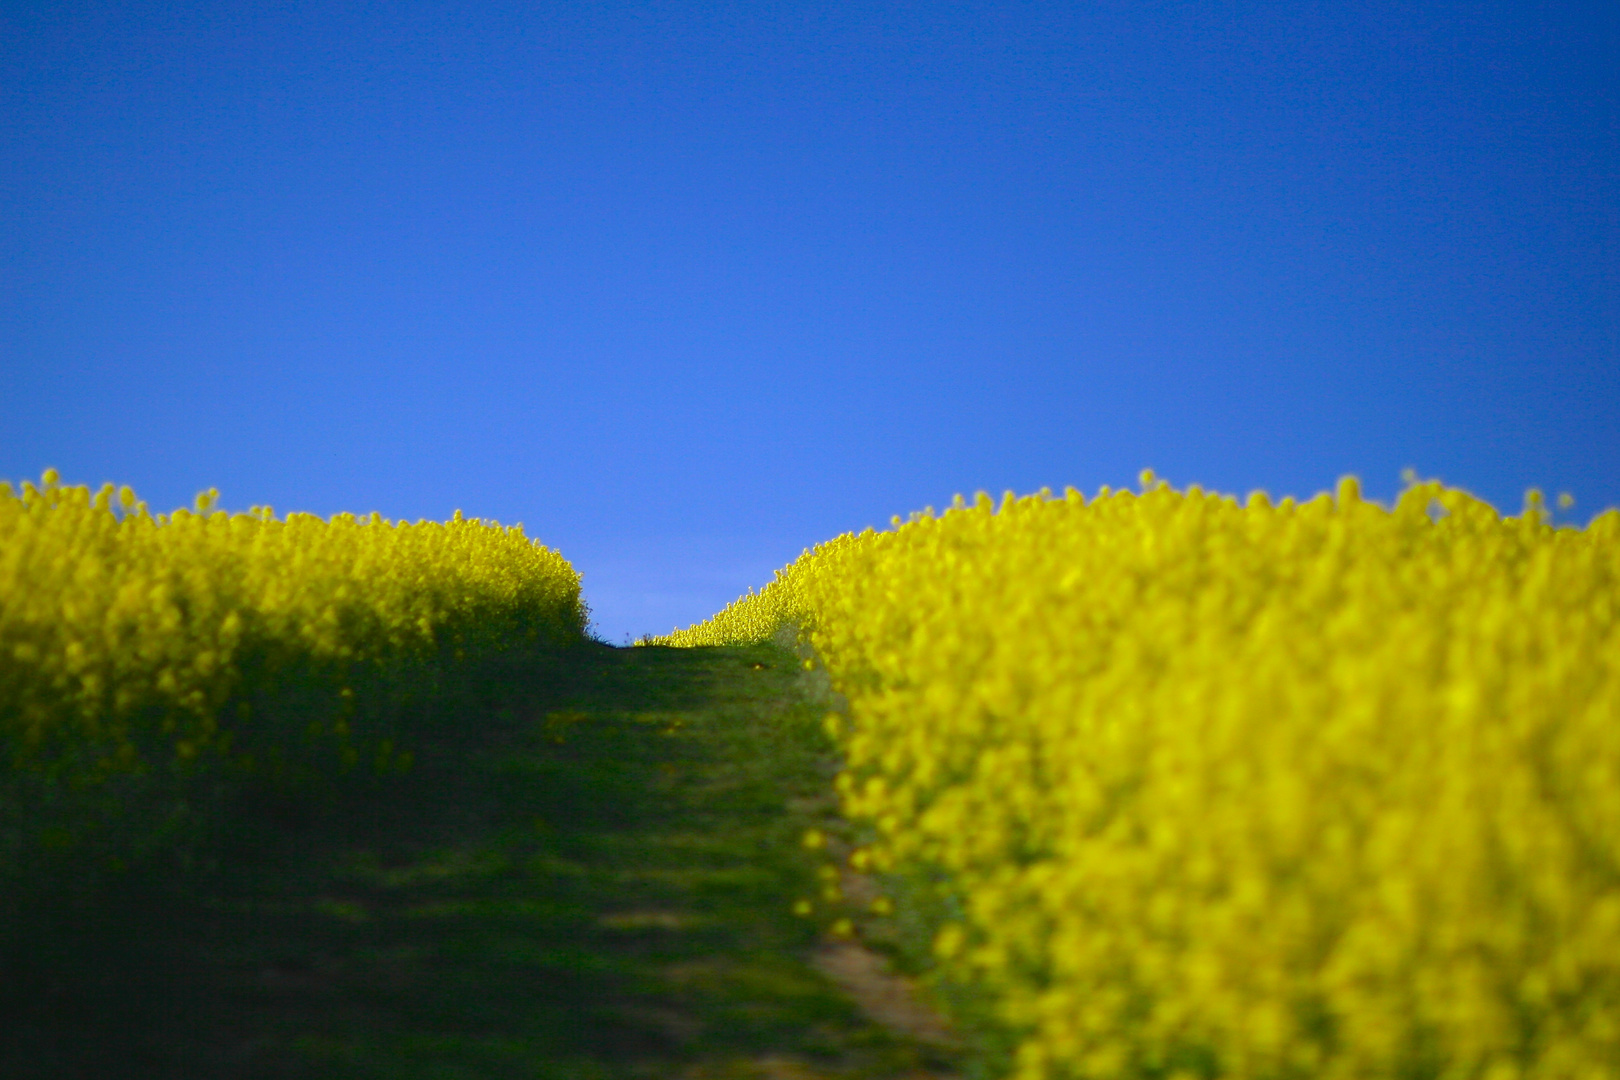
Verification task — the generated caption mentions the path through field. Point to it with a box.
[5,643,963,1079]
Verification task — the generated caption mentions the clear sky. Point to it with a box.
[3,1,1616,641]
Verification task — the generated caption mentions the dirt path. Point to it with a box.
[6,643,963,1079]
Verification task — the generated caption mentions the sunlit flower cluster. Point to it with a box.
[666,475,1620,1080]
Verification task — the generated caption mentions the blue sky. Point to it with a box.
[3,1,1616,641]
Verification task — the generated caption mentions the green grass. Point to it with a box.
[0,641,963,1079]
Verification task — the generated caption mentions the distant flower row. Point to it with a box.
[664,474,1620,1080]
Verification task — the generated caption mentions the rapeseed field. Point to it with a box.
[1,470,586,890]
[9,463,1619,1078]
[664,474,1620,1080]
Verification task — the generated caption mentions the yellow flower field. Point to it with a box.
[664,475,1620,1080]
[1,470,585,869]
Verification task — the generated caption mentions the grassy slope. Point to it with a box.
[1,642,961,1080]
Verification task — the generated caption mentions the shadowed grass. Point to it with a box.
[1,642,961,1079]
